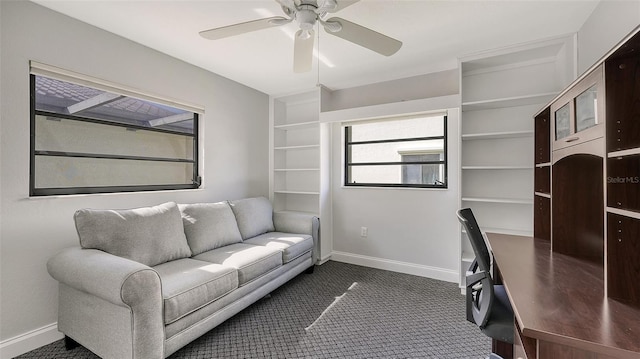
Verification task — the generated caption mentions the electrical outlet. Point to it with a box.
[360,227,368,237]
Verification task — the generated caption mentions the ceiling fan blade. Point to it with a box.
[323,17,401,56]
[293,29,315,73]
[317,0,359,18]
[275,0,297,14]
[199,16,289,40]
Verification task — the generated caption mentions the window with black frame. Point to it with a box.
[344,113,447,188]
[30,74,200,196]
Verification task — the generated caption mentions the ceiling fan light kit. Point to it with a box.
[199,0,402,73]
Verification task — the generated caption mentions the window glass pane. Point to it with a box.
[349,116,444,142]
[34,156,193,188]
[35,115,193,160]
[350,140,444,164]
[555,103,570,140]
[349,164,445,186]
[575,85,597,132]
[34,76,194,134]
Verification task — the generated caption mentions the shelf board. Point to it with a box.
[461,255,475,263]
[275,209,319,217]
[273,168,320,172]
[608,148,640,158]
[534,192,551,199]
[607,207,640,220]
[274,144,320,150]
[274,121,318,130]
[274,190,320,195]
[483,227,533,236]
[535,162,551,168]
[462,130,534,140]
[462,227,533,237]
[462,196,534,204]
[462,92,557,111]
[462,165,532,170]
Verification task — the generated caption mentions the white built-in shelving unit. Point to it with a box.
[270,88,333,263]
[457,35,576,287]
[270,90,321,214]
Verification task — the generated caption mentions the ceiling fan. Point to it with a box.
[199,0,402,73]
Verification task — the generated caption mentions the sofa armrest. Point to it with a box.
[273,211,320,262]
[48,247,164,358]
[47,247,161,307]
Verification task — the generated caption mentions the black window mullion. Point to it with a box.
[34,150,195,163]
[347,135,445,146]
[346,161,446,166]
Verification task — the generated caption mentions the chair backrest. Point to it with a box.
[457,208,494,328]
[457,208,492,273]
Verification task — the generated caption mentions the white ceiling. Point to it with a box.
[31,0,600,96]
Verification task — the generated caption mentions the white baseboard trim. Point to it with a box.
[317,253,332,265]
[0,323,62,359]
[330,251,459,283]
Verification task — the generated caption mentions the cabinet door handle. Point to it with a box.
[565,136,580,143]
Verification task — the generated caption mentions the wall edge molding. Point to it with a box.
[330,251,459,283]
[0,323,62,359]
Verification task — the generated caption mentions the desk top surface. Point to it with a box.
[485,233,640,358]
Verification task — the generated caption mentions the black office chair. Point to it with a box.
[457,208,514,346]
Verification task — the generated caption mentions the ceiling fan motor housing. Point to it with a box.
[296,4,318,31]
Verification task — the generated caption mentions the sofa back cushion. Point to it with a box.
[74,202,192,267]
[178,202,243,255]
[228,197,275,240]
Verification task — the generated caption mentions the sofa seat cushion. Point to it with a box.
[244,232,313,263]
[178,202,243,256]
[153,258,238,324]
[193,243,282,285]
[74,202,192,267]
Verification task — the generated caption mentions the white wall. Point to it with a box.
[577,0,640,74]
[322,70,461,281]
[0,1,269,356]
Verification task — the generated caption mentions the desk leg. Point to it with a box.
[493,339,513,359]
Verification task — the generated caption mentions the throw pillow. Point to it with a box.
[178,202,243,256]
[74,202,192,267]
[228,197,275,240]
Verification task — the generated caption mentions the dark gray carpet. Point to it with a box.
[18,261,490,358]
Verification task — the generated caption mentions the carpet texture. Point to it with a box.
[17,261,490,358]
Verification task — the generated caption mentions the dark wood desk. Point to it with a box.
[486,233,640,359]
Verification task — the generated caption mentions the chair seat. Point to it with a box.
[153,258,238,324]
[244,232,313,263]
[481,285,514,344]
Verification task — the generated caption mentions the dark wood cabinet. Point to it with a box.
[605,31,640,153]
[534,108,551,164]
[607,213,640,308]
[533,195,550,241]
[607,155,640,213]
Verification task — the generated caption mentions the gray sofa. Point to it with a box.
[47,197,319,359]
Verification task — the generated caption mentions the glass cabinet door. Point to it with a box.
[575,85,598,133]
[555,102,571,140]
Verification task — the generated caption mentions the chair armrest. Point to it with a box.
[47,247,161,307]
[273,211,320,262]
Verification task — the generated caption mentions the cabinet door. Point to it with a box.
[551,64,605,151]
